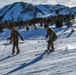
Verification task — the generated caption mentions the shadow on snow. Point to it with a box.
[0,56,10,62]
[5,50,47,75]
[66,31,74,38]
[56,28,68,37]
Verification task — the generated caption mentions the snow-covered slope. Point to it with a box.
[71,6,76,16]
[0,2,76,21]
[0,2,44,21]
[0,27,47,40]
[0,22,76,75]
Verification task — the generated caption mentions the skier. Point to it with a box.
[7,26,24,55]
[44,24,57,52]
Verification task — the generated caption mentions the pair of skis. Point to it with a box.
[8,50,53,58]
[8,53,19,57]
[35,50,54,56]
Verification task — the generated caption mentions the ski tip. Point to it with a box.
[8,56,11,57]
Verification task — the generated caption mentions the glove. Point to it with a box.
[47,40,50,43]
[7,38,10,40]
[45,35,48,37]
[22,38,24,41]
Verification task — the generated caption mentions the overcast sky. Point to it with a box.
[0,0,76,8]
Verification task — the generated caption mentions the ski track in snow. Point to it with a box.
[0,25,76,75]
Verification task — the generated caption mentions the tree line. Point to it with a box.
[0,14,75,32]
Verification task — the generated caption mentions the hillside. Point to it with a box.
[0,2,76,21]
[0,22,76,75]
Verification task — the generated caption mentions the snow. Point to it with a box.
[0,23,76,75]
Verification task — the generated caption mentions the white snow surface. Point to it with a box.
[0,24,76,75]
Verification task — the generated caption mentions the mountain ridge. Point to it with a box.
[0,2,76,22]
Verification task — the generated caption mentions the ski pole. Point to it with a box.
[24,40,36,49]
[24,40,31,45]
[1,40,8,56]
